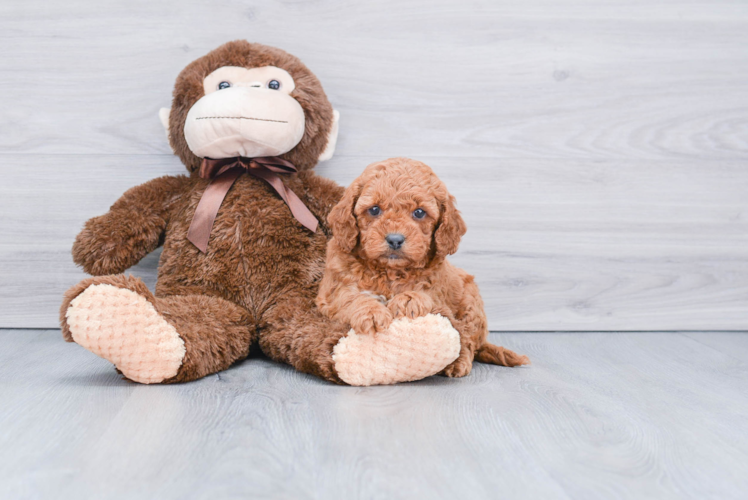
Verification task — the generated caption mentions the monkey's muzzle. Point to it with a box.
[184,86,305,159]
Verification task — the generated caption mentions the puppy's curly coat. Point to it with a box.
[317,158,529,378]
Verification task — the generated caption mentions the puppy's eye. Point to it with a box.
[268,80,281,90]
[217,81,231,90]
[368,206,381,216]
[413,208,427,219]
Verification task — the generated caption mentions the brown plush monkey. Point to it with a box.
[60,41,458,385]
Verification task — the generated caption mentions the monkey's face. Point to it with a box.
[184,66,306,159]
[164,41,338,172]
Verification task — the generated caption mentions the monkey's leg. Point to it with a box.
[60,275,256,384]
[260,292,460,386]
[258,293,347,384]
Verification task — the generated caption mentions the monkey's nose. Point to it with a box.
[234,81,264,88]
[385,233,405,250]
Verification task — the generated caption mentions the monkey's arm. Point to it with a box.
[72,175,191,276]
[295,171,345,236]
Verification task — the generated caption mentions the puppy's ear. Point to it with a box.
[328,177,365,252]
[434,192,467,259]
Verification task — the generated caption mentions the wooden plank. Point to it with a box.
[1,330,747,499]
[1,155,746,330]
[1,0,747,330]
[681,332,748,363]
[0,0,746,160]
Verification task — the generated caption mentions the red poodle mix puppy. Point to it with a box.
[317,158,529,378]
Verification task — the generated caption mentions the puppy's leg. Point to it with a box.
[442,342,476,378]
[387,291,434,319]
[349,297,393,336]
[441,280,529,377]
[443,334,529,376]
[317,278,392,336]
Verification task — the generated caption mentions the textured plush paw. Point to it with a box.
[332,314,460,386]
[65,284,186,384]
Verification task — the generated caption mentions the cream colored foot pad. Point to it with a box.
[333,314,460,386]
[66,284,186,384]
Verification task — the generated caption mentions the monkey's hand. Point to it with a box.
[387,291,434,319]
[73,210,165,275]
[72,175,188,276]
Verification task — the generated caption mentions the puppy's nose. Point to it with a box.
[385,233,405,250]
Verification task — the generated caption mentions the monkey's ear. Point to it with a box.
[318,110,340,162]
[158,107,171,136]
[328,173,363,253]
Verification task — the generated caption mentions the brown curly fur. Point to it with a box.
[60,41,351,383]
[317,158,530,377]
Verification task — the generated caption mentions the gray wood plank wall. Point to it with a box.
[1,0,746,330]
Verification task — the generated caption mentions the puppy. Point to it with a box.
[316,158,529,378]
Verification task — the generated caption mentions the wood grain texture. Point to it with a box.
[0,0,747,330]
[1,330,747,499]
[1,155,746,330]
[1,0,747,160]
[681,331,748,362]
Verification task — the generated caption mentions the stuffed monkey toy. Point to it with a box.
[60,40,461,385]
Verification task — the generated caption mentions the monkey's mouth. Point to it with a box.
[195,116,289,124]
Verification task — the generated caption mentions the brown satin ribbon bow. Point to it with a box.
[187,156,318,253]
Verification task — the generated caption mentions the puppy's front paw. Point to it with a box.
[442,354,473,378]
[351,305,393,336]
[387,291,433,319]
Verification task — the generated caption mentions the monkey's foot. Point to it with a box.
[65,284,186,384]
[332,314,460,386]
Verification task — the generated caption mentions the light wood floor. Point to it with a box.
[1,330,746,499]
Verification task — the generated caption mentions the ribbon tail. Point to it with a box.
[250,169,319,233]
[187,168,243,253]
[282,186,319,233]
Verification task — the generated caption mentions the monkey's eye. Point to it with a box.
[268,80,281,90]
[217,81,231,90]
[368,206,381,216]
[413,208,426,219]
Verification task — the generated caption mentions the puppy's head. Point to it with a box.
[328,158,466,269]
